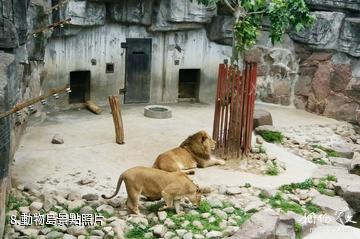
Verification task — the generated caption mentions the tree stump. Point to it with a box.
[86,100,102,114]
[108,96,124,144]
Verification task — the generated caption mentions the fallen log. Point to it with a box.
[85,100,102,115]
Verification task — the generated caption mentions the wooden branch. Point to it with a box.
[30,18,72,36]
[108,96,125,144]
[0,85,69,119]
[222,0,235,13]
[247,10,266,15]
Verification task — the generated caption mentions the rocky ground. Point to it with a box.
[7,104,360,239]
[1,173,343,239]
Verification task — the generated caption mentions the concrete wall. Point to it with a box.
[44,24,232,107]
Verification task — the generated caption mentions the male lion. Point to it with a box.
[153,130,225,173]
[101,167,203,214]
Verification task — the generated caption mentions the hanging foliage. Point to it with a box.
[194,0,315,54]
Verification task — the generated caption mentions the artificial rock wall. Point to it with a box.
[0,0,50,236]
[44,0,231,107]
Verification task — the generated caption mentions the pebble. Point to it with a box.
[206,231,223,238]
[152,224,167,237]
[96,204,114,215]
[157,211,167,221]
[29,201,43,211]
[183,232,193,239]
[82,193,99,201]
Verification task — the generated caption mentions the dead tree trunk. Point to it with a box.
[108,96,124,144]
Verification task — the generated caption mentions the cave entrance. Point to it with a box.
[69,71,90,104]
[178,69,200,101]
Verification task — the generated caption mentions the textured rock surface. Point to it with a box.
[207,15,233,46]
[338,18,360,57]
[63,1,106,26]
[108,0,154,26]
[305,0,360,13]
[290,11,345,50]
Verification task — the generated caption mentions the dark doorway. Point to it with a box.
[124,38,152,103]
[69,71,90,103]
[178,69,200,100]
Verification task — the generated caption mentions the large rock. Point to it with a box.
[148,0,215,31]
[312,194,353,222]
[228,209,295,239]
[207,15,233,46]
[108,0,154,26]
[338,18,360,57]
[323,93,358,124]
[305,0,360,14]
[253,109,273,129]
[0,19,19,48]
[63,1,106,26]
[350,152,360,176]
[290,11,345,49]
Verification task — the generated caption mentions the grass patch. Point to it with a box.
[269,193,305,215]
[146,202,163,213]
[6,195,31,212]
[198,200,212,213]
[257,130,284,143]
[126,223,154,239]
[312,158,327,165]
[265,162,280,176]
[312,145,340,157]
[279,176,337,197]
[268,193,321,215]
[295,222,302,239]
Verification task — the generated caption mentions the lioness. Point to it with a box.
[101,166,203,214]
[153,130,225,173]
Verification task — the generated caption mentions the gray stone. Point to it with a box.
[176,229,187,237]
[108,197,123,208]
[290,11,345,50]
[67,200,85,211]
[64,1,106,26]
[164,218,176,229]
[306,0,360,14]
[253,110,273,129]
[29,201,43,211]
[0,19,19,48]
[312,194,353,222]
[206,231,222,238]
[329,157,351,169]
[80,206,94,215]
[350,152,360,176]
[20,228,39,236]
[183,232,193,239]
[149,0,209,31]
[52,134,64,144]
[67,192,81,201]
[228,209,295,239]
[63,234,77,239]
[157,211,167,221]
[208,15,233,46]
[66,226,87,236]
[46,231,64,239]
[152,224,167,237]
[212,208,228,219]
[82,193,99,201]
[91,230,105,237]
[108,0,154,26]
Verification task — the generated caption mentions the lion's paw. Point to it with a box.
[216,159,226,165]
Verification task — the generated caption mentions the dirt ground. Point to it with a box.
[12,102,339,198]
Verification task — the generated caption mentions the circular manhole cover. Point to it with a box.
[144,105,172,119]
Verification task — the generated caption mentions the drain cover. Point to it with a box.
[144,105,172,119]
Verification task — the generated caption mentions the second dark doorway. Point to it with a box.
[69,71,90,104]
[178,69,200,100]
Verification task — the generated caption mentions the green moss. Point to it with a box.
[325,175,337,182]
[198,200,212,213]
[6,195,30,212]
[295,222,302,239]
[126,223,153,239]
[312,158,327,165]
[279,179,314,193]
[146,202,163,213]
[312,145,340,157]
[268,193,305,215]
[257,130,284,143]
[265,162,280,176]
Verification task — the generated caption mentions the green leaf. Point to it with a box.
[295,23,304,32]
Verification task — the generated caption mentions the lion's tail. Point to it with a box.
[101,174,123,199]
